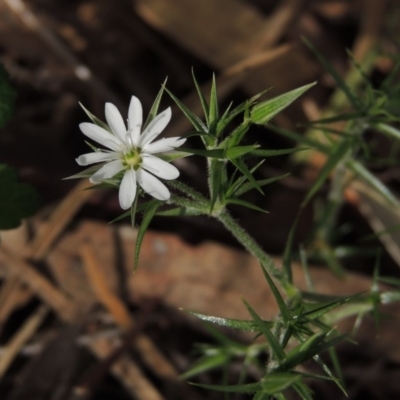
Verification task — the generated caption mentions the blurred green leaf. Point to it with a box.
[347,160,400,207]
[303,38,362,110]
[0,164,40,230]
[181,353,228,380]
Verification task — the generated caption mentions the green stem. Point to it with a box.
[217,210,297,296]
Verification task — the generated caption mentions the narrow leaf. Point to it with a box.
[230,158,263,194]
[190,381,261,394]
[234,173,289,197]
[347,160,400,207]
[260,263,291,323]
[208,73,219,134]
[302,138,351,207]
[247,148,311,158]
[165,87,208,132]
[143,78,167,130]
[133,200,162,271]
[226,198,269,213]
[179,147,225,159]
[79,102,111,132]
[185,310,268,332]
[251,82,316,125]
[242,299,286,362]
[181,353,228,379]
[303,38,362,110]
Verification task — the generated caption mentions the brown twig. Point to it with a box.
[0,305,49,379]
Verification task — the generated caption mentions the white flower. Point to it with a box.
[76,96,185,210]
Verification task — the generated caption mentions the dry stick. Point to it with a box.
[3,0,123,108]
[0,305,49,379]
[80,243,179,379]
[26,179,93,261]
[0,246,78,322]
[0,247,163,400]
[86,337,165,400]
[0,276,33,333]
[247,0,308,53]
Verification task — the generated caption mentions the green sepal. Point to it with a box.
[79,102,112,133]
[250,82,316,125]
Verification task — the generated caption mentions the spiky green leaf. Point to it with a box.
[251,82,316,125]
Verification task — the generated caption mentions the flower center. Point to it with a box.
[123,149,142,170]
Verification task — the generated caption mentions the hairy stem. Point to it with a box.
[217,210,297,296]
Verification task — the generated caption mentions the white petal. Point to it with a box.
[80,123,122,151]
[76,151,118,166]
[142,155,179,180]
[119,169,137,210]
[144,137,186,154]
[105,103,127,143]
[137,169,170,200]
[139,107,171,148]
[128,96,143,146]
[89,160,124,183]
